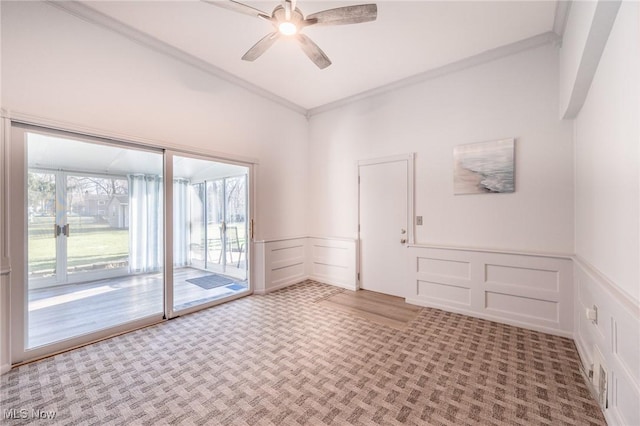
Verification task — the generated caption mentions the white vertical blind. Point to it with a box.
[173,178,190,267]
[128,174,163,273]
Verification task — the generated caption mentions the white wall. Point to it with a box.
[1,1,308,241]
[574,0,639,304]
[571,2,640,425]
[308,43,574,254]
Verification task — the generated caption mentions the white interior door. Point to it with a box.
[359,156,412,298]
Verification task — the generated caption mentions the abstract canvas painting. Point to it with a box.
[453,138,515,195]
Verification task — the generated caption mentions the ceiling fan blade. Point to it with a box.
[304,4,377,27]
[201,0,270,19]
[295,34,331,69]
[242,32,280,61]
[284,0,292,20]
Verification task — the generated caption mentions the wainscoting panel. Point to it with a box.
[573,257,640,426]
[307,237,357,290]
[485,291,558,322]
[417,257,471,280]
[253,237,357,294]
[485,264,559,292]
[407,246,574,337]
[417,280,470,306]
[253,238,307,295]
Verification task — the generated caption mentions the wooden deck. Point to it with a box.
[28,267,248,348]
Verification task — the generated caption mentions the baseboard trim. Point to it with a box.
[1,363,10,375]
[308,275,357,291]
[256,274,357,295]
[258,277,306,295]
[407,297,573,339]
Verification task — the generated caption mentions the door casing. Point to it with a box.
[357,154,414,297]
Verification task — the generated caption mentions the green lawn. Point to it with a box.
[28,216,128,275]
[27,217,247,275]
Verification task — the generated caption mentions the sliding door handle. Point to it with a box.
[55,224,62,237]
[62,224,70,237]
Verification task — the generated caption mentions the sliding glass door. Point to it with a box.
[12,127,165,359]
[171,155,250,313]
[11,126,253,364]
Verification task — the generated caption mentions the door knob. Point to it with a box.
[400,228,406,234]
[400,238,407,244]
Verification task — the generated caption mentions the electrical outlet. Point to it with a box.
[416,216,423,226]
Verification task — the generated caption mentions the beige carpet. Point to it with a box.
[1,280,605,425]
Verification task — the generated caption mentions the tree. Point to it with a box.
[28,172,55,215]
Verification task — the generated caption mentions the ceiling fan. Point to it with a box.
[202,0,377,69]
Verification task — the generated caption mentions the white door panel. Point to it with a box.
[359,159,409,297]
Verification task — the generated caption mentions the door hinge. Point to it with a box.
[250,219,254,239]
[357,272,360,281]
[358,175,360,184]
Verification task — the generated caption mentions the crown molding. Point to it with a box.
[307,31,561,117]
[46,1,308,116]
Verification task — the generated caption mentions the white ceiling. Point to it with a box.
[76,0,559,111]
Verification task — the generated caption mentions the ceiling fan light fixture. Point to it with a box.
[204,0,378,68]
[278,21,297,35]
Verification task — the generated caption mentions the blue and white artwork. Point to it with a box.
[453,138,515,195]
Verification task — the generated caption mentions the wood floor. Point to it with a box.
[27,267,248,348]
[317,289,422,330]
